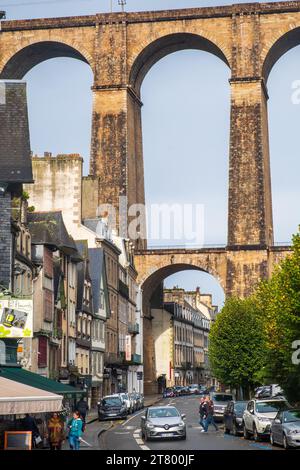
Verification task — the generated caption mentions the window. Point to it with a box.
[38,336,47,368]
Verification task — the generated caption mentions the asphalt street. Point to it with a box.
[99,395,283,451]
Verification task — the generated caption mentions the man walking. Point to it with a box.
[204,399,218,432]
[199,397,209,432]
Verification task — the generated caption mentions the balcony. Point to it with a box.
[131,353,142,365]
[128,322,140,335]
[53,327,63,340]
[119,279,129,299]
[104,352,124,366]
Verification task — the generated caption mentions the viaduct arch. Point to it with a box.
[0,2,299,392]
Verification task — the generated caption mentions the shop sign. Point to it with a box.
[0,297,33,338]
[125,335,131,361]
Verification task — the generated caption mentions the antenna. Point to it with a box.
[118,0,126,13]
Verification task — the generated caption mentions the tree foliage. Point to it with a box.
[209,297,266,397]
[255,231,300,404]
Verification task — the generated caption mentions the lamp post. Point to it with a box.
[118,0,126,12]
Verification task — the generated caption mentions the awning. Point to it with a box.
[0,367,85,398]
[0,377,62,415]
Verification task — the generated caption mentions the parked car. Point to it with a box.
[270,409,300,449]
[163,387,176,398]
[210,392,234,421]
[138,393,145,409]
[98,395,128,421]
[181,386,191,395]
[243,398,289,441]
[173,386,185,396]
[188,384,200,395]
[141,406,186,441]
[129,392,139,412]
[224,401,248,435]
[135,392,144,410]
[119,393,133,413]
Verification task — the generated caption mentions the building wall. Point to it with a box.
[151,308,173,388]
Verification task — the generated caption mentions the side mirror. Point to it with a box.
[274,418,281,424]
[181,414,186,419]
[141,416,146,421]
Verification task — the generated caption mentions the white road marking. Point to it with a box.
[121,410,145,426]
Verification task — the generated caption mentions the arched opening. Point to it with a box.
[131,33,230,247]
[0,42,93,174]
[263,31,300,242]
[141,263,225,394]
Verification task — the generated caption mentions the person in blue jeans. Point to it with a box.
[204,400,218,432]
[67,411,83,450]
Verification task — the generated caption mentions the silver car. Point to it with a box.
[141,406,186,441]
[270,409,300,449]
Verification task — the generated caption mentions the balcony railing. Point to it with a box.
[104,352,124,366]
[131,353,142,365]
[119,279,129,299]
[128,323,139,335]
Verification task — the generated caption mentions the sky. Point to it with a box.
[1,0,300,307]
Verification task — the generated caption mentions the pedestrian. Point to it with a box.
[47,412,65,450]
[75,397,89,430]
[22,413,42,448]
[199,397,205,429]
[200,397,209,432]
[67,411,83,450]
[204,400,218,432]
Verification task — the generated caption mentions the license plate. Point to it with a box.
[163,433,173,437]
[108,413,117,416]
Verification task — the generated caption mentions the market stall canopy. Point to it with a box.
[0,377,62,415]
[0,367,85,398]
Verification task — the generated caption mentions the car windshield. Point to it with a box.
[121,394,129,399]
[256,401,287,413]
[235,402,247,414]
[148,408,179,418]
[283,410,300,423]
[102,397,122,406]
[212,394,233,402]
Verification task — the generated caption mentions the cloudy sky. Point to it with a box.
[2,0,300,306]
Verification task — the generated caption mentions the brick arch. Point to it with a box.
[262,25,300,82]
[0,39,94,79]
[128,32,231,94]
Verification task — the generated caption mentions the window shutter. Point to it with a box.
[38,336,47,368]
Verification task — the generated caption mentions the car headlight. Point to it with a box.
[178,421,185,428]
[288,429,300,435]
[257,417,270,423]
[146,423,154,429]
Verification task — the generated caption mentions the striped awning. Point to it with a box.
[0,377,62,415]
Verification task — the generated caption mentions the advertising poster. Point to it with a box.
[0,297,33,338]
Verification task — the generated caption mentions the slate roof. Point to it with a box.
[0,81,33,183]
[28,211,79,256]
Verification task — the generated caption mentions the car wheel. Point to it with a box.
[283,434,290,450]
[232,423,239,436]
[243,423,250,440]
[253,425,260,442]
[181,433,187,440]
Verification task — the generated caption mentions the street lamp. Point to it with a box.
[118,0,126,12]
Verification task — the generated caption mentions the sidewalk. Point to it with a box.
[62,420,111,450]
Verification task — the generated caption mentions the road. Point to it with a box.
[99,395,282,450]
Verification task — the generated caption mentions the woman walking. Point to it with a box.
[204,400,218,432]
[47,413,65,450]
[67,411,83,450]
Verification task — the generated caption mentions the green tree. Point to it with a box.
[256,230,300,404]
[209,297,266,399]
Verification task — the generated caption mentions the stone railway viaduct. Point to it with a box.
[0,1,298,391]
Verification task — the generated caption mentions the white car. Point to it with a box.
[118,393,133,414]
[243,398,289,441]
